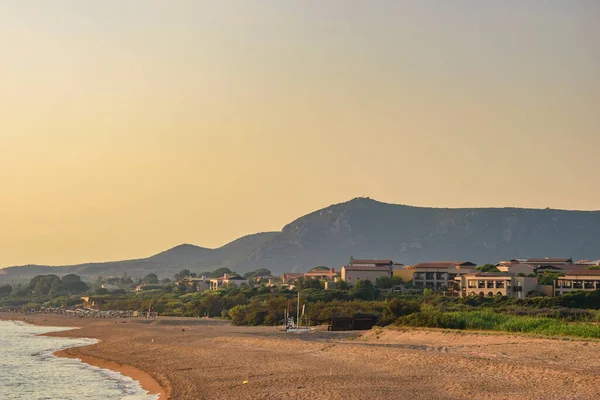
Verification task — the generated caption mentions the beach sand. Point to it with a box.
[2,312,600,400]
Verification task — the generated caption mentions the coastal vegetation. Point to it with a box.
[3,268,600,339]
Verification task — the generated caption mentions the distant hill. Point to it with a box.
[2,198,600,283]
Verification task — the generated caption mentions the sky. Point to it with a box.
[1,1,599,267]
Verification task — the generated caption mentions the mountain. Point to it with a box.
[2,198,600,283]
[0,232,278,283]
[239,197,600,271]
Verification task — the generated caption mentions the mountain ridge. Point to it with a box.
[2,198,599,282]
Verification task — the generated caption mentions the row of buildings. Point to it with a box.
[293,257,600,298]
[168,257,600,299]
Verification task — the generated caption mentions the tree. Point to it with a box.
[59,274,88,294]
[29,275,61,295]
[211,268,233,278]
[375,276,403,289]
[538,271,563,286]
[143,273,159,284]
[243,268,272,279]
[477,264,500,272]
[352,279,376,300]
[0,285,12,296]
[95,287,109,295]
[336,280,349,290]
[174,269,192,281]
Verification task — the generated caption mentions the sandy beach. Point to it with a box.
[2,312,600,400]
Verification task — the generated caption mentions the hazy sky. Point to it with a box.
[1,1,599,267]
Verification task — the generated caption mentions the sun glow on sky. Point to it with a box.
[1,1,599,266]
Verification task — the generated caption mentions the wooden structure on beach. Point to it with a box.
[328,314,378,331]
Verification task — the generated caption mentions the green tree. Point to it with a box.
[174,269,191,281]
[143,273,159,284]
[95,287,109,295]
[243,268,272,279]
[477,264,500,272]
[0,285,12,296]
[538,271,563,286]
[375,276,403,289]
[336,280,349,290]
[59,274,88,294]
[211,268,233,278]
[352,279,376,300]
[29,275,61,295]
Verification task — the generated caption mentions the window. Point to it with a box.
[426,272,435,280]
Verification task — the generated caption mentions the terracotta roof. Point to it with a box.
[217,274,244,281]
[410,261,476,269]
[343,265,392,272]
[525,258,572,263]
[351,259,393,265]
[282,273,303,279]
[304,271,339,276]
[464,272,513,278]
[506,263,536,269]
[565,270,600,276]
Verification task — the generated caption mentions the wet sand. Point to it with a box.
[2,312,600,400]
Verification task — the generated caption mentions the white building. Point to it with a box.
[341,264,393,286]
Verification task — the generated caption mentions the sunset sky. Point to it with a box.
[1,1,599,267]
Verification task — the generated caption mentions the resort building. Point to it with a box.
[341,264,393,286]
[347,259,403,269]
[454,272,538,298]
[281,273,304,284]
[252,275,280,286]
[577,260,600,266]
[497,258,580,275]
[135,284,163,293]
[397,261,477,290]
[554,270,600,295]
[523,257,573,267]
[303,267,340,281]
[209,273,247,291]
[176,277,210,293]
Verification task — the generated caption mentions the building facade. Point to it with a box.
[341,265,393,286]
[454,272,538,298]
[303,268,340,281]
[210,274,247,291]
[554,270,600,295]
[398,261,477,290]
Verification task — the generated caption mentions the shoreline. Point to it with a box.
[4,312,600,399]
[54,348,167,400]
[1,315,169,400]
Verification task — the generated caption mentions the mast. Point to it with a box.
[296,291,300,328]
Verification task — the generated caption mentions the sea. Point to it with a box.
[0,320,158,400]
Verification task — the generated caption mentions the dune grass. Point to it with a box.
[398,309,600,339]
